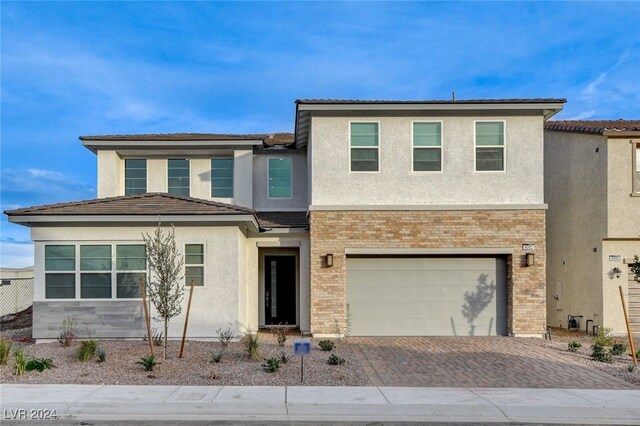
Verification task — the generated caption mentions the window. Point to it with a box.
[168,159,190,196]
[185,244,204,286]
[211,158,234,197]
[45,245,75,299]
[634,144,640,194]
[350,122,379,172]
[268,158,292,198]
[413,122,442,171]
[124,159,147,195]
[80,245,112,298]
[475,121,505,171]
[116,245,146,298]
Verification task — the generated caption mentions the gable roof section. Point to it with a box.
[545,120,640,135]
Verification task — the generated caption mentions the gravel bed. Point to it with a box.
[0,336,369,386]
[534,328,640,387]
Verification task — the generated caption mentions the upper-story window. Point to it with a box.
[268,157,292,199]
[168,159,190,196]
[124,159,147,195]
[211,157,234,198]
[413,122,442,172]
[350,122,379,172]
[475,121,505,171]
[634,143,640,194]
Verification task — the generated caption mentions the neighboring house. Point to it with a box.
[544,120,640,335]
[0,266,34,316]
[5,98,565,340]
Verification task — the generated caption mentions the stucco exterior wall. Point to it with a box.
[96,151,122,198]
[309,209,546,336]
[309,114,545,206]
[31,225,245,338]
[252,150,308,211]
[601,240,640,334]
[544,131,608,329]
[607,137,640,238]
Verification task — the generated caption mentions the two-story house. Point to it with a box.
[5,98,565,340]
[544,120,640,335]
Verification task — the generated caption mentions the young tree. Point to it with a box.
[632,255,640,283]
[143,226,184,359]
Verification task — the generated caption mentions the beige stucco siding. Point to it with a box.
[544,131,608,328]
[601,240,640,334]
[96,151,122,198]
[309,114,545,206]
[607,138,640,238]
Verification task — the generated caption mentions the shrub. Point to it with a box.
[567,340,582,352]
[591,344,612,363]
[243,333,261,361]
[611,342,626,356]
[271,324,291,347]
[278,351,292,364]
[58,316,77,347]
[209,349,225,363]
[318,340,335,352]
[217,325,235,347]
[0,338,12,365]
[327,354,345,365]
[25,358,56,372]
[14,348,27,376]
[76,339,97,362]
[96,347,106,363]
[593,327,614,347]
[137,355,158,371]
[262,357,281,373]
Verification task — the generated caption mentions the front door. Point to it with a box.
[265,255,296,325]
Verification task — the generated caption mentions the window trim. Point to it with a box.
[411,120,444,173]
[167,158,191,197]
[79,244,113,299]
[632,141,640,196]
[267,157,293,200]
[44,245,76,299]
[349,121,381,173]
[184,243,205,287]
[210,156,234,199]
[124,158,147,195]
[115,244,147,299]
[474,120,507,173]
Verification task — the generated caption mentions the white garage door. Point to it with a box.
[346,257,507,336]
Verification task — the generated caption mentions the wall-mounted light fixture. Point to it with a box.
[525,252,535,267]
[611,267,622,279]
[325,253,333,267]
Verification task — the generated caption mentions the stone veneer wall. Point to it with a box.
[309,210,546,336]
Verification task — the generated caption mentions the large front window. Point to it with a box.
[211,158,234,198]
[475,121,505,171]
[168,159,190,196]
[350,122,379,172]
[124,159,147,195]
[268,158,292,199]
[80,245,112,298]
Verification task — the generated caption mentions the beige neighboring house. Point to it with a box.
[544,120,640,335]
[5,98,566,341]
[0,266,34,316]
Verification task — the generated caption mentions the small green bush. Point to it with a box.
[262,357,281,373]
[318,340,335,352]
[14,348,27,376]
[610,343,626,356]
[0,338,12,365]
[327,354,345,365]
[137,355,158,371]
[567,340,582,352]
[593,327,614,347]
[96,347,106,363]
[76,339,97,362]
[25,358,56,372]
[591,344,612,363]
[209,349,225,363]
[243,333,262,361]
[278,351,292,364]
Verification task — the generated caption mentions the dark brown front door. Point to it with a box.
[265,255,296,325]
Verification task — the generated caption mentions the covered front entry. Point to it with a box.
[264,255,297,325]
[346,256,508,336]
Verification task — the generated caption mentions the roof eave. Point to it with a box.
[296,102,566,113]
[81,139,265,154]
[603,130,640,137]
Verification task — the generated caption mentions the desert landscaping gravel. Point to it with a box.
[0,336,369,386]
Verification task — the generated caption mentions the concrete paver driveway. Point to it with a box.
[349,337,635,389]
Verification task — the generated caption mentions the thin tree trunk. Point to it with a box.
[164,318,168,360]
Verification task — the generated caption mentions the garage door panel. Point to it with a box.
[347,257,507,336]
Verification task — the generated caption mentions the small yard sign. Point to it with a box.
[294,338,311,355]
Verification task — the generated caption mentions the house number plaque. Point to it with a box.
[522,244,535,251]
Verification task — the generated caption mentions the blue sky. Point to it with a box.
[1,1,639,267]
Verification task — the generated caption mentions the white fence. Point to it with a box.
[0,278,34,316]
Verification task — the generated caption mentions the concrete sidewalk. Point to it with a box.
[1,384,639,424]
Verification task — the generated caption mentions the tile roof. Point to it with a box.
[544,120,640,134]
[255,211,308,229]
[296,98,566,104]
[4,193,254,216]
[79,132,295,146]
